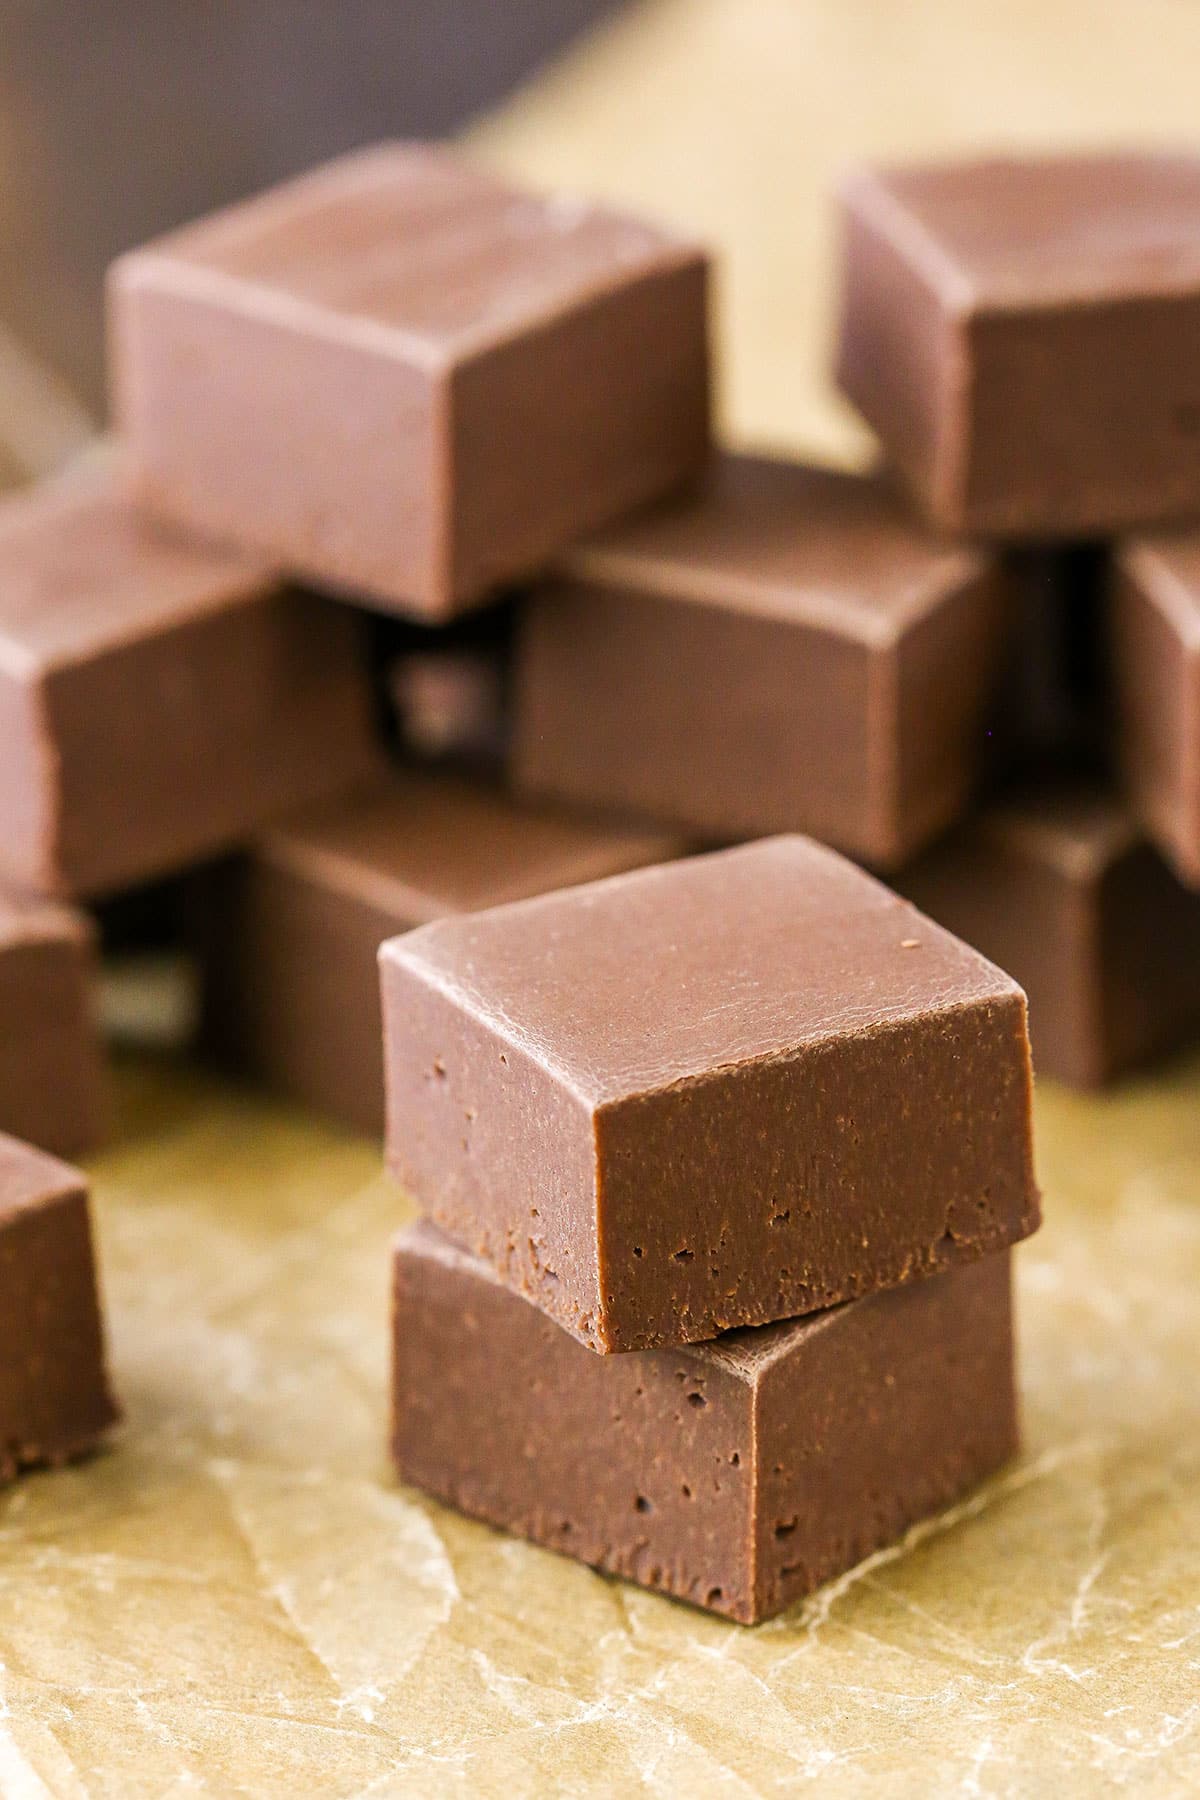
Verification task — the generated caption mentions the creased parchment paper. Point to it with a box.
[5,1,1200,1789]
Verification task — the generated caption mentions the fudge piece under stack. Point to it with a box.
[391,1228,1017,1624]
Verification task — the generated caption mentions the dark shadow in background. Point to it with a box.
[0,0,624,409]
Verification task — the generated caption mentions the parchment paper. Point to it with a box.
[5,3,1200,1790]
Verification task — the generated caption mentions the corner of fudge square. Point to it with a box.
[380,835,1040,1354]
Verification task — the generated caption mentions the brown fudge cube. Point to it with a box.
[109,142,711,620]
[899,779,1200,1088]
[0,895,104,1157]
[512,455,1010,867]
[836,153,1200,536]
[194,771,684,1136]
[0,1135,119,1479]
[0,468,380,898]
[380,836,1039,1352]
[1113,530,1200,888]
[393,1223,1017,1625]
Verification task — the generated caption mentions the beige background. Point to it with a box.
[5,2,1200,1793]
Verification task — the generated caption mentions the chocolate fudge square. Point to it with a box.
[0,1135,119,1480]
[381,836,1039,1352]
[836,152,1200,536]
[0,468,380,899]
[393,1224,1018,1624]
[0,894,104,1157]
[513,454,1010,867]
[109,142,711,620]
[194,769,683,1136]
[900,778,1200,1088]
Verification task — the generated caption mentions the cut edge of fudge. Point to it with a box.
[0,469,383,901]
[834,166,971,528]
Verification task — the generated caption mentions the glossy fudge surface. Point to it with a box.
[1113,530,1200,889]
[836,153,1200,536]
[110,143,711,619]
[0,469,380,899]
[196,770,683,1136]
[0,895,104,1157]
[381,836,1039,1352]
[0,1135,119,1480]
[514,455,1009,867]
[900,779,1200,1088]
[393,1224,1018,1624]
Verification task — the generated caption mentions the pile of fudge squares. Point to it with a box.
[3,140,1200,1623]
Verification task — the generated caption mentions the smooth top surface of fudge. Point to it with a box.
[563,453,987,639]
[1119,529,1200,646]
[256,770,686,923]
[121,143,703,361]
[384,834,1024,1107]
[0,1133,85,1220]
[0,468,277,669]
[847,152,1200,309]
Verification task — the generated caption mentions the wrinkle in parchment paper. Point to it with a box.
[0,1050,1197,1797]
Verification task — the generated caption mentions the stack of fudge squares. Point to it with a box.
[3,135,1198,1619]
